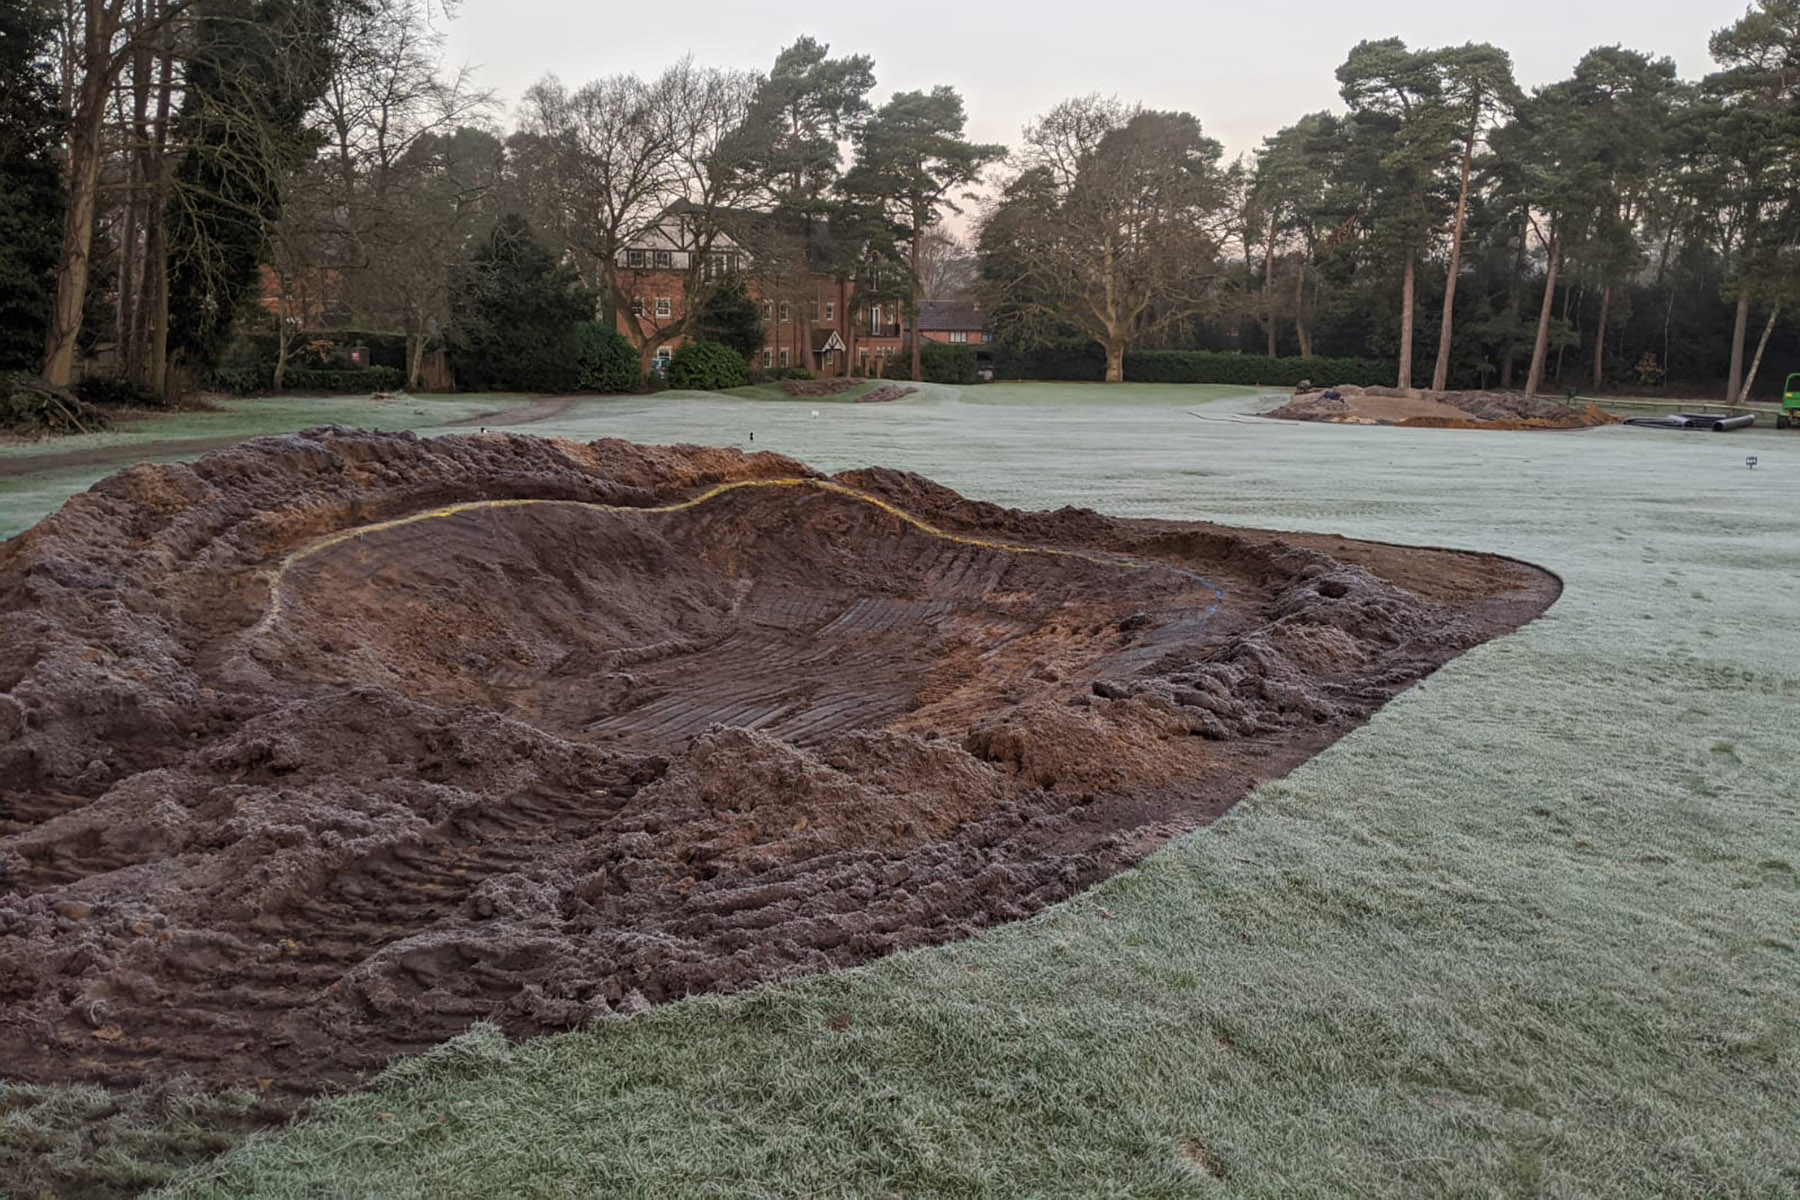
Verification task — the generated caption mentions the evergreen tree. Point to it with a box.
[693,279,766,362]
[0,0,64,371]
[166,0,334,370]
[447,214,596,392]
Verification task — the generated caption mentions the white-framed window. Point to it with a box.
[779,302,791,323]
[655,346,673,372]
[762,349,773,368]
[760,300,773,321]
[825,301,835,322]
[627,249,646,269]
[778,347,790,368]
[629,296,645,318]
[654,250,672,269]
[869,304,882,334]
[810,301,820,321]
[656,297,672,318]
[949,330,968,343]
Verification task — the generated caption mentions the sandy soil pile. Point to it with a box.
[0,430,1555,1101]
[857,384,918,403]
[778,378,862,397]
[1272,386,1617,430]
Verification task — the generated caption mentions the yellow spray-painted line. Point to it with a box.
[252,477,1225,634]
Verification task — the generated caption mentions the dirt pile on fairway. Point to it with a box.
[779,378,862,397]
[856,384,918,403]
[1272,386,1617,430]
[0,429,1557,1102]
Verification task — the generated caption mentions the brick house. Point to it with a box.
[915,300,987,347]
[613,212,914,376]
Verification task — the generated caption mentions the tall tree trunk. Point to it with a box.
[1431,124,1478,392]
[1726,291,1750,404]
[1263,215,1278,357]
[1553,282,1575,385]
[1591,283,1612,392]
[1396,248,1416,391]
[1103,336,1125,384]
[1525,230,1561,396]
[119,6,153,383]
[43,36,113,387]
[1293,258,1311,358]
[274,286,291,391]
[144,36,174,398]
[1739,303,1781,404]
[909,226,923,383]
[1500,217,1529,389]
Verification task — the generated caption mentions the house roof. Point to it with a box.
[811,328,847,353]
[917,300,983,331]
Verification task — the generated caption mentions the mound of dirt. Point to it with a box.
[0,430,1556,1104]
[1272,386,1617,430]
[857,384,918,403]
[778,378,862,397]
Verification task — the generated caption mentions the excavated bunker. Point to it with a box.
[0,430,1557,1100]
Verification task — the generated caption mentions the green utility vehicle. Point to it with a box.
[1781,373,1800,429]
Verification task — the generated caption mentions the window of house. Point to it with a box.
[762,349,772,368]
[949,330,968,343]
[779,302,791,323]
[825,301,835,322]
[654,250,672,269]
[778,347,790,368]
[630,297,645,318]
[869,304,881,334]
[810,301,820,321]
[656,297,672,318]
[627,249,646,269]
[760,300,773,321]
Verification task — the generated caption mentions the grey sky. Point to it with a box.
[445,0,1750,160]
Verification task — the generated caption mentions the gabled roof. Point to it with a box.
[917,300,983,331]
[812,329,847,353]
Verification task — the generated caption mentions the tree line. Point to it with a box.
[983,7,1800,397]
[2,0,1796,402]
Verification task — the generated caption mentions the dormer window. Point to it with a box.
[627,249,646,269]
[654,250,672,269]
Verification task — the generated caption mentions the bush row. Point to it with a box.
[994,344,1393,387]
[204,366,405,395]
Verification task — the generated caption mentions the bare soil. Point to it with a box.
[1271,386,1617,430]
[0,430,1556,1106]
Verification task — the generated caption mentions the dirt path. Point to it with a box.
[0,431,1557,1105]
[448,394,579,427]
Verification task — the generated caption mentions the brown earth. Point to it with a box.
[0,429,1557,1108]
[1271,385,1618,430]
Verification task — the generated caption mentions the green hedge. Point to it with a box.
[667,340,749,391]
[920,343,980,385]
[575,322,641,393]
[995,344,1393,387]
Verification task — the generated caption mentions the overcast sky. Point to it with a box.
[444,0,1752,160]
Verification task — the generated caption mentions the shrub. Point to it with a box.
[73,376,165,408]
[279,366,405,393]
[1123,350,1392,387]
[574,323,641,393]
[666,340,750,391]
[205,365,269,395]
[919,342,979,385]
[1,371,108,435]
[763,366,815,382]
[993,344,1393,387]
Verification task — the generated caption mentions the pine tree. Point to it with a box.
[0,0,64,371]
